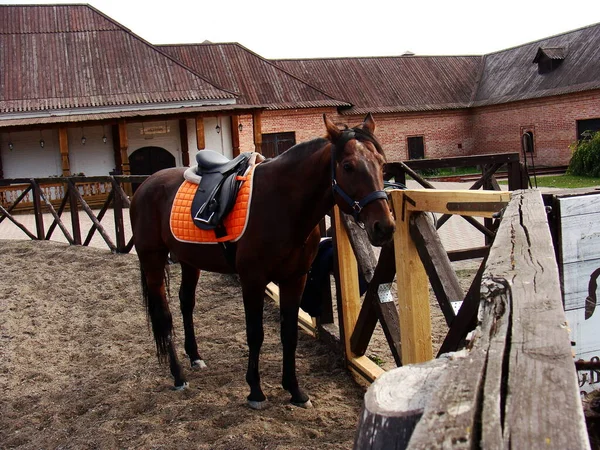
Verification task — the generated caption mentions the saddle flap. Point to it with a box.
[191,153,253,231]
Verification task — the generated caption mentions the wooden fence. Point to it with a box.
[353,190,589,448]
[0,176,146,253]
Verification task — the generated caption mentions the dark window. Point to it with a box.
[522,131,535,153]
[129,146,176,192]
[407,136,425,160]
[577,118,600,140]
[261,132,296,159]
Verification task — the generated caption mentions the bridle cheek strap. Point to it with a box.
[330,131,389,224]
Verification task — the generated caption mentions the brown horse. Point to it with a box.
[130,114,395,409]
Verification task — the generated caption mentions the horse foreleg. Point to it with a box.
[179,262,206,369]
[279,275,312,408]
[241,282,267,409]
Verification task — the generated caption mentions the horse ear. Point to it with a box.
[323,114,342,141]
[362,113,376,134]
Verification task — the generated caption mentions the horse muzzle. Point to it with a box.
[366,216,396,246]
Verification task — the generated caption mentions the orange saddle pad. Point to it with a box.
[170,165,256,244]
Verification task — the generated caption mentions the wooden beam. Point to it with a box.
[332,206,363,364]
[403,189,511,218]
[391,191,433,364]
[58,126,71,176]
[118,121,130,175]
[231,115,241,157]
[195,116,205,150]
[410,212,461,327]
[252,111,262,153]
[179,119,190,167]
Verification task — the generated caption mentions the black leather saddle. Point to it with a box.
[191,150,253,233]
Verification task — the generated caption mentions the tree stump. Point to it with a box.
[354,358,448,450]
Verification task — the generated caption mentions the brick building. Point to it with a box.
[1,4,599,179]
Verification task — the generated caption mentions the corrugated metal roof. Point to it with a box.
[274,55,482,114]
[159,43,350,110]
[0,4,235,116]
[473,23,600,106]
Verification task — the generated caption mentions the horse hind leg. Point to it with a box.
[179,262,207,369]
[139,251,188,389]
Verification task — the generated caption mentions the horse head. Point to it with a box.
[324,114,396,246]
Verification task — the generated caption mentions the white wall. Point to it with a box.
[68,125,114,176]
[1,129,62,178]
[187,116,233,165]
[127,119,181,165]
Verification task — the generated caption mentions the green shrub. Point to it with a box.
[568,131,600,177]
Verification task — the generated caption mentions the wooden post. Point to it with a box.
[30,179,45,239]
[112,177,126,252]
[391,191,433,364]
[231,115,241,157]
[118,121,130,175]
[252,111,262,153]
[68,181,82,245]
[333,206,384,383]
[58,126,71,176]
[195,116,205,150]
[354,359,449,450]
[179,119,190,167]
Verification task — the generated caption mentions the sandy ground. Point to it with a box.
[0,240,370,449]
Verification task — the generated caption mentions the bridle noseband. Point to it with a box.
[330,130,389,224]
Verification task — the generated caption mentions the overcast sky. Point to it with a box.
[4,0,600,58]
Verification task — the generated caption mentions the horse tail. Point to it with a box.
[140,264,172,363]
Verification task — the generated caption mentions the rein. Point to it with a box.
[330,130,389,224]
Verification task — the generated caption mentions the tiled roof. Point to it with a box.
[273,55,483,114]
[0,4,235,115]
[159,42,350,110]
[473,23,600,106]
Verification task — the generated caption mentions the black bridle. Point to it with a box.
[330,129,389,224]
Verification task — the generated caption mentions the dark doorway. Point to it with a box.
[129,146,176,191]
[407,136,425,160]
[261,132,296,159]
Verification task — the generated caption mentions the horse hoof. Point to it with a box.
[291,399,313,409]
[191,359,207,369]
[173,381,189,391]
[247,399,268,410]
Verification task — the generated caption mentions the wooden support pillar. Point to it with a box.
[118,121,130,175]
[0,143,4,178]
[231,115,241,157]
[252,111,262,153]
[195,116,205,150]
[58,126,71,176]
[111,124,122,173]
[179,119,190,167]
[391,191,433,365]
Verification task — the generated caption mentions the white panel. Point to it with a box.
[1,129,61,178]
[68,126,114,176]
[203,116,233,159]
[563,259,600,310]
[559,194,600,217]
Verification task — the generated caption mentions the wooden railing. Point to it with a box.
[0,176,147,253]
[353,190,589,448]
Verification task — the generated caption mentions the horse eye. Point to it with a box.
[343,162,354,172]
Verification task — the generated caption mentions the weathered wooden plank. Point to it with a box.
[391,191,433,365]
[341,211,378,283]
[492,190,589,448]
[407,190,589,449]
[409,212,460,326]
[31,179,45,239]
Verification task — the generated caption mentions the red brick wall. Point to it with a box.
[471,90,600,166]
[235,89,600,167]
